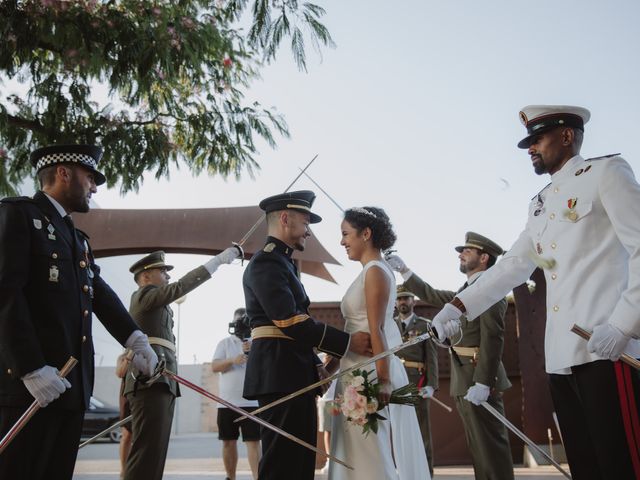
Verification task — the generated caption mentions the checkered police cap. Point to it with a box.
[30,144,106,185]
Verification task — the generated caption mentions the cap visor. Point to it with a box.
[309,212,322,224]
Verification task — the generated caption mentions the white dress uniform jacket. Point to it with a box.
[457,154,640,374]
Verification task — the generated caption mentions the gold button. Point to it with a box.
[551,243,557,249]
[7,368,12,375]
[83,309,89,317]
[52,253,58,259]
[83,285,89,292]
[550,213,556,220]
[554,187,559,193]
[553,305,559,312]
[79,260,86,268]
[82,335,87,343]
[551,274,557,280]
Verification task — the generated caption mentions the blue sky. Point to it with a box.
[7,1,640,365]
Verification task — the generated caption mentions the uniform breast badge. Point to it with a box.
[533,193,545,216]
[565,198,578,222]
[47,224,56,240]
[33,219,42,230]
[536,242,543,255]
[49,265,59,283]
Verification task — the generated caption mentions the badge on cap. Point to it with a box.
[33,219,42,230]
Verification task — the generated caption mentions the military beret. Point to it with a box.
[455,232,504,259]
[517,105,591,149]
[30,144,107,185]
[396,284,415,299]
[259,190,322,224]
[129,251,174,276]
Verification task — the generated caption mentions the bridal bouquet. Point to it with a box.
[328,368,420,436]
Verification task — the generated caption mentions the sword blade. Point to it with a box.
[0,357,78,456]
[236,154,319,247]
[78,415,132,449]
[235,330,434,422]
[571,324,640,370]
[480,401,572,479]
[162,369,352,470]
[299,169,344,212]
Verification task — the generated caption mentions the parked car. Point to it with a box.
[82,396,122,443]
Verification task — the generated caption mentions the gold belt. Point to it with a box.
[251,326,293,340]
[148,337,176,352]
[452,346,480,358]
[400,359,424,370]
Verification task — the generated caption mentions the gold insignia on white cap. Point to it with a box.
[519,110,528,125]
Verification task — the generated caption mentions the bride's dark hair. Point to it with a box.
[343,207,397,251]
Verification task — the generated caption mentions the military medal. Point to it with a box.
[47,224,56,240]
[565,198,578,221]
[536,242,543,255]
[49,265,59,282]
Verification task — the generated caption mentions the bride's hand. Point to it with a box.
[377,378,393,407]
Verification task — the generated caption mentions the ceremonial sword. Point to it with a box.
[234,154,318,249]
[571,324,640,370]
[236,329,444,422]
[0,357,78,455]
[157,367,352,469]
[480,401,572,479]
[78,415,132,449]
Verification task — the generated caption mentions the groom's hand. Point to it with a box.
[348,331,373,356]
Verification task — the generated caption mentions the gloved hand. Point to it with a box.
[22,365,71,407]
[432,303,463,339]
[587,323,631,361]
[464,383,490,406]
[419,385,434,399]
[204,246,241,274]
[125,330,159,376]
[384,254,410,275]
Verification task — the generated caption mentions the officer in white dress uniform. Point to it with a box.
[430,105,640,479]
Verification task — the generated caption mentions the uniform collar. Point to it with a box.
[551,154,584,182]
[42,192,69,219]
[467,271,483,285]
[264,236,295,258]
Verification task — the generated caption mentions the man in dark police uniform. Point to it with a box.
[243,190,372,480]
[0,144,157,480]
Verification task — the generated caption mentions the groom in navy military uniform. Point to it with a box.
[243,190,372,480]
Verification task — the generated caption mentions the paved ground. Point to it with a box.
[74,433,568,479]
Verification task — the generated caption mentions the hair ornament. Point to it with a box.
[349,207,377,219]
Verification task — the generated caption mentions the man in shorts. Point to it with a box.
[212,308,260,480]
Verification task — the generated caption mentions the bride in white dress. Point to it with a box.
[328,207,431,480]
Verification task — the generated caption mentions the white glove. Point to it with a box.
[420,385,434,399]
[432,303,462,339]
[22,365,71,407]
[587,323,631,361]
[464,383,490,406]
[384,254,410,275]
[125,330,158,376]
[204,246,240,274]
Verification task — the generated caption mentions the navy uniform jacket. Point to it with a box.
[0,192,138,410]
[243,237,350,398]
